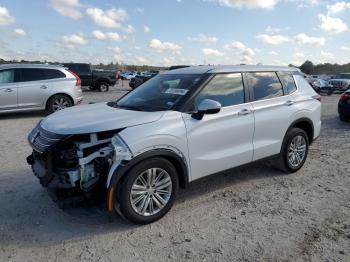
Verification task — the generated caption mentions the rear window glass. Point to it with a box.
[247,72,283,101]
[278,72,297,94]
[43,69,66,79]
[20,68,46,82]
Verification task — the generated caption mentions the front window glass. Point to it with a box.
[114,74,203,111]
[0,70,15,84]
[195,73,245,108]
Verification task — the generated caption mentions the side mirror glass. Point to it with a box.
[192,99,221,120]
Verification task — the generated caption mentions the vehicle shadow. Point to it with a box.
[321,115,350,131]
[0,111,48,120]
[0,161,283,249]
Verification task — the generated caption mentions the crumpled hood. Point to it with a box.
[41,102,165,135]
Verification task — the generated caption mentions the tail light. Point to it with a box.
[340,93,350,101]
[312,94,322,102]
[68,70,81,87]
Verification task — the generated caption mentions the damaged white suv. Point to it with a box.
[27,65,321,224]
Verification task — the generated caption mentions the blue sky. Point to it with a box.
[0,0,349,66]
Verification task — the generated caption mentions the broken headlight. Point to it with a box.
[111,135,132,161]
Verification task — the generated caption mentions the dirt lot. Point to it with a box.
[0,84,349,262]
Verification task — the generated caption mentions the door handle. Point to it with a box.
[5,88,13,92]
[40,85,48,89]
[285,100,295,106]
[238,109,251,116]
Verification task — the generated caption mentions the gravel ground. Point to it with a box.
[0,84,349,262]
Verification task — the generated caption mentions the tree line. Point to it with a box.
[1,58,349,75]
[293,60,350,75]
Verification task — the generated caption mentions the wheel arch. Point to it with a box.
[285,117,314,145]
[107,149,189,212]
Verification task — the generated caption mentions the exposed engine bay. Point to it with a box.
[27,124,132,206]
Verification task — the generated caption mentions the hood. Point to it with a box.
[41,102,165,135]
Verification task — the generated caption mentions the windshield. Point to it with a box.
[113,74,203,112]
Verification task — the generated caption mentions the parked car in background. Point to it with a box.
[129,71,159,89]
[328,73,350,92]
[312,79,333,95]
[0,64,82,114]
[62,63,117,92]
[124,72,137,80]
[338,90,350,121]
[27,65,321,224]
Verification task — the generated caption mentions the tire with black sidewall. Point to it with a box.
[277,127,309,173]
[98,82,110,92]
[118,157,179,224]
[47,94,73,113]
[339,114,349,122]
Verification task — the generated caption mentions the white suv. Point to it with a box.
[27,65,321,224]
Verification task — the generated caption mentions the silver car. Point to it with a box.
[0,64,83,114]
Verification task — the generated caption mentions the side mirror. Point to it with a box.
[192,99,221,120]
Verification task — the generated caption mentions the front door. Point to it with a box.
[183,73,254,181]
[0,69,18,111]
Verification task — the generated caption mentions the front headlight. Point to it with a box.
[111,135,133,161]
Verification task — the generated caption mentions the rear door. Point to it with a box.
[246,71,298,160]
[0,69,18,110]
[17,68,51,109]
[183,73,254,181]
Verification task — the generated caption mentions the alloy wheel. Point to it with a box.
[130,168,172,216]
[52,98,69,111]
[288,135,307,168]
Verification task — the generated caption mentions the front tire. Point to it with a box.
[118,158,179,224]
[278,128,309,173]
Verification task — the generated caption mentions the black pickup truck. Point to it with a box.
[62,63,117,92]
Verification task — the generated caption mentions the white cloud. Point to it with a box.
[50,0,82,20]
[14,28,26,37]
[62,33,87,49]
[0,6,15,25]
[187,34,218,44]
[321,50,335,60]
[269,51,278,55]
[136,57,149,65]
[224,41,255,62]
[294,33,325,46]
[318,14,348,34]
[86,7,128,28]
[294,51,305,58]
[125,25,135,34]
[92,30,121,42]
[149,39,182,54]
[214,0,277,9]
[341,46,350,51]
[265,25,290,34]
[256,34,290,45]
[327,1,350,15]
[202,48,224,56]
[144,25,150,33]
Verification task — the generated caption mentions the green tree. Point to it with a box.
[300,60,314,74]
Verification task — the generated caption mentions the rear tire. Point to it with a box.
[98,82,109,92]
[339,114,348,122]
[47,94,73,113]
[277,128,309,173]
[118,158,179,224]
